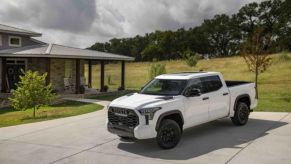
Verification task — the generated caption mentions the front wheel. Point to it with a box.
[156,119,181,149]
[231,102,250,126]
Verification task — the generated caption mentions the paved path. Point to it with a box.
[62,98,111,107]
[0,110,290,164]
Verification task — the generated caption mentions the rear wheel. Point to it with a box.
[231,102,250,126]
[156,119,181,149]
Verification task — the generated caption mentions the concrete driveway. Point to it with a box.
[0,108,290,164]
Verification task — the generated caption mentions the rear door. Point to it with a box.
[183,78,209,128]
[201,75,230,120]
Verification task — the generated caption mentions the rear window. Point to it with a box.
[201,75,223,93]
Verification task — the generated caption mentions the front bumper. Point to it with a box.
[107,120,157,140]
[107,123,135,138]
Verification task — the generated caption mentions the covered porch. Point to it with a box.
[0,44,134,94]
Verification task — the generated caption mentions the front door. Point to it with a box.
[183,78,209,128]
[6,59,26,90]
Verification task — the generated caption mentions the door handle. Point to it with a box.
[223,93,229,96]
[202,97,209,100]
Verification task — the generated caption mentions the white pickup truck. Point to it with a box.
[107,72,257,149]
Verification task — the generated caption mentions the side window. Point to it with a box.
[201,75,223,93]
[0,35,2,46]
[187,78,204,92]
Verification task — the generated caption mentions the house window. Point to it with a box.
[9,36,22,47]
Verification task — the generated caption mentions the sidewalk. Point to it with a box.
[63,97,111,107]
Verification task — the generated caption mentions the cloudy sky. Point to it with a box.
[0,0,262,48]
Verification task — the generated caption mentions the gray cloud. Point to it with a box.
[0,0,262,48]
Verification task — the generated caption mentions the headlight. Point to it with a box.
[138,107,161,120]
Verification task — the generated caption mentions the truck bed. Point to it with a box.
[225,81,252,87]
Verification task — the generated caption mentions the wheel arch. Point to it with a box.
[234,94,251,111]
[155,110,184,131]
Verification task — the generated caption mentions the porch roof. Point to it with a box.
[0,43,134,61]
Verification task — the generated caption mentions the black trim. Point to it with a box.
[234,94,251,111]
[155,110,184,131]
[107,123,135,138]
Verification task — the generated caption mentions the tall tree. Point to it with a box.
[241,28,272,98]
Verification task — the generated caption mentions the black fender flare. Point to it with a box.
[155,110,184,131]
[234,94,251,111]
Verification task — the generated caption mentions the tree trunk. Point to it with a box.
[33,107,36,118]
[255,56,259,99]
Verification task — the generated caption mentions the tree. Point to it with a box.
[182,49,199,67]
[241,28,272,98]
[9,70,55,118]
[201,14,239,56]
[149,60,166,79]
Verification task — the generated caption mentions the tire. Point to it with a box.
[156,119,181,149]
[231,102,250,126]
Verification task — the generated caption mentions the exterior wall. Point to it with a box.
[50,59,85,92]
[0,58,85,93]
[27,58,47,74]
[0,32,40,50]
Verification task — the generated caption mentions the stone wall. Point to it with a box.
[0,58,86,93]
[50,59,85,92]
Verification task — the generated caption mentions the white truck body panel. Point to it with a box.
[107,72,257,139]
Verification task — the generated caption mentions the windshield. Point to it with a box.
[140,79,187,96]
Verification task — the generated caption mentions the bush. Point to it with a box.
[9,70,55,118]
[149,61,166,79]
[107,74,112,85]
[182,49,199,67]
[277,51,291,62]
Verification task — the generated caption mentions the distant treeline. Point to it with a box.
[89,0,291,61]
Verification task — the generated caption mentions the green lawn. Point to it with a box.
[0,101,103,128]
[85,53,291,112]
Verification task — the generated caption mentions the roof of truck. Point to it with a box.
[156,72,220,80]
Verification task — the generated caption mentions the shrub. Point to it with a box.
[277,51,291,62]
[149,61,166,79]
[103,85,109,92]
[182,49,199,67]
[9,70,55,118]
[107,74,112,85]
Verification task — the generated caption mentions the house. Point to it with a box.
[0,24,134,94]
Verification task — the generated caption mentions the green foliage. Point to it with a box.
[277,51,291,62]
[182,49,199,67]
[149,61,166,79]
[9,70,55,118]
[107,74,112,85]
[89,0,289,61]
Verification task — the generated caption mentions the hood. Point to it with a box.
[109,93,174,109]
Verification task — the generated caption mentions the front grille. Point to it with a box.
[108,107,139,128]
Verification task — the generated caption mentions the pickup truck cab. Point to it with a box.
[107,72,257,149]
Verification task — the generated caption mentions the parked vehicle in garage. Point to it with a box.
[107,72,257,149]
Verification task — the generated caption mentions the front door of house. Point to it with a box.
[6,59,26,90]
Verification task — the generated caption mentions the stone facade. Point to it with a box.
[49,59,85,92]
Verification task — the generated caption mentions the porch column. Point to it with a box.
[46,58,51,85]
[88,60,92,88]
[1,57,7,93]
[100,61,105,92]
[120,61,125,90]
[75,59,80,94]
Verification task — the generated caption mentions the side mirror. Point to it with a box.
[184,88,201,97]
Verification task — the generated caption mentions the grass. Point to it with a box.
[84,53,291,112]
[0,100,103,128]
